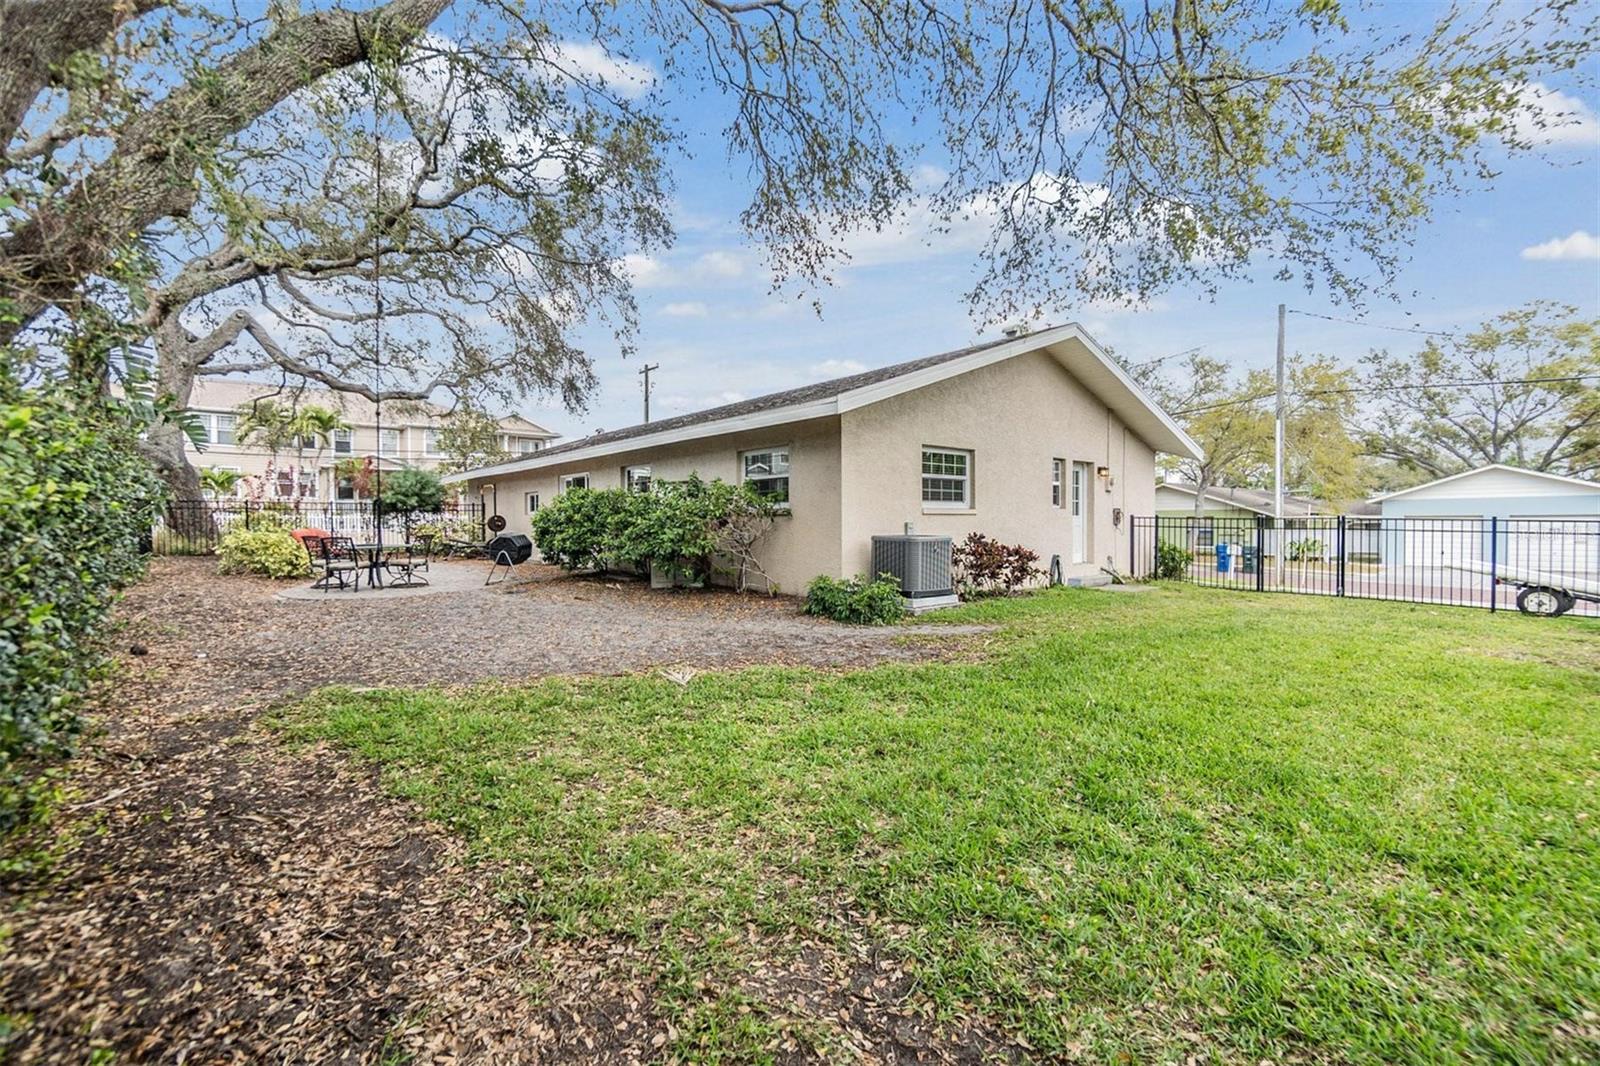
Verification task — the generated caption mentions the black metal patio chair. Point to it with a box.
[381,539,431,588]
[316,536,362,593]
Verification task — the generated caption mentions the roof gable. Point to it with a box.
[443,324,1203,483]
[1371,464,1600,503]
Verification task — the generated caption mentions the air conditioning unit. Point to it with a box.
[871,534,959,611]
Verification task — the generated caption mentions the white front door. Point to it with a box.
[1070,462,1089,563]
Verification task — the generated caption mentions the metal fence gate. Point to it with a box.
[1129,515,1600,618]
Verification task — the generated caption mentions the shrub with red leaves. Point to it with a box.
[952,532,1043,598]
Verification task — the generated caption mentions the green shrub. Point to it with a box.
[1287,537,1325,561]
[531,477,777,586]
[1154,541,1193,580]
[218,527,311,578]
[531,487,634,570]
[377,467,447,520]
[803,573,907,625]
[1,370,166,832]
[412,515,485,555]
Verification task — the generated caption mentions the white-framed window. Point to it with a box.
[525,491,541,514]
[298,469,318,498]
[741,448,790,505]
[513,437,541,455]
[336,477,356,501]
[624,464,653,493]
[1051,458,1065,507]
[921,447,972,509]
[561,473,591,491]
[333,428,353,454]
[379,428,400,456]
[275,470,296,498]
[423,428,443,456]
[214,413,236,446]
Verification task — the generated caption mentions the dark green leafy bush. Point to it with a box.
[531,477,777,588]
[1,371,165,831]
[530,486,635,570]
[1154,541,1194,580]
[377,467,447,530]
[217,527,312,578]
[803,573,907,625]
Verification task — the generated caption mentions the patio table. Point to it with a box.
[351,541,418,589]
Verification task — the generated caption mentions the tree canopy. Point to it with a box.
[1361,303,1600,480]
[1,0,1594,499]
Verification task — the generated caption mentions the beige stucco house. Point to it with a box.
[444,324,1202,592]
[184,379,557,500]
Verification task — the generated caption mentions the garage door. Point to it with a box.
[1506,516,1600,577]
[1401,517,1483,568]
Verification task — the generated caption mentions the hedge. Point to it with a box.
[0,370,166,831]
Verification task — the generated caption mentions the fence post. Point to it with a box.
[1336,516,1346,597]
[1255,515,1266,592]
[1128,518,1136,577]
[244,500,253,530]
[1489,516,1498,613]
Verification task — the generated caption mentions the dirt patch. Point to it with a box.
[0,558,998,1063]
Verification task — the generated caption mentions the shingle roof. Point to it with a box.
[1163,481,1377,516]
[184,378,557,438]
[526,334,1017,463]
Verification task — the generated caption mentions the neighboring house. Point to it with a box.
[1370,463,1600,572]
[184,379,557,500]
[1152,481,1381,560]
[444,324,1202,592]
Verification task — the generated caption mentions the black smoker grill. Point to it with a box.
[484,533,533,585]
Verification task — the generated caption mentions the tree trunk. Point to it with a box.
[138,333,210,537]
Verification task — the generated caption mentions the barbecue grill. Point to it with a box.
[484,532,533,585]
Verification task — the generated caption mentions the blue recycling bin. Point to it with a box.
[1215,543,1231,573]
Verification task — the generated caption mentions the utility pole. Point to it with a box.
[639,362,659,423]
[1274,303,1286,588]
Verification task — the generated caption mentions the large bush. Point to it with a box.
[531,487,635,570]
[377,467,447,524]
[531,478,778,588]
[217,527,312,579]
[803,573,906,625]
[0,371,166,831]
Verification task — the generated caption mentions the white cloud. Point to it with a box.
[552,41,656,100]
[1506,82,1600,147]
[621,253,665,287]
[808,358,867,378]
[694,250,745,279]
[1520,230,1600,261]
[661,301,709,317]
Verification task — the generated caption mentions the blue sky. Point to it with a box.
[509,11,1600,443]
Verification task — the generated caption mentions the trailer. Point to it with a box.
[1452,559,1600,617]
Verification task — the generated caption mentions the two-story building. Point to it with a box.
[184,379,558,499]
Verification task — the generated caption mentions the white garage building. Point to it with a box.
[1372,464,1600,575]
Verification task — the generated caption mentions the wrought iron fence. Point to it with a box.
[150,499,486,555]
[1129,515,1600,617]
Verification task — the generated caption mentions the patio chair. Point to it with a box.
[381,539,431,589]
[316,536,362,593]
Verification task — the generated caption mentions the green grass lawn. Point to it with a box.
[282,587,1600,1063]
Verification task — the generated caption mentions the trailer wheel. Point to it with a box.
[1516,586,1573,617]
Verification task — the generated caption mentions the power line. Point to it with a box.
[1285,308,1456,338]
[1172,373,1600,416]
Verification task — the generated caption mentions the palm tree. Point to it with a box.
[285,406,351,499]
[197,466,242,500]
